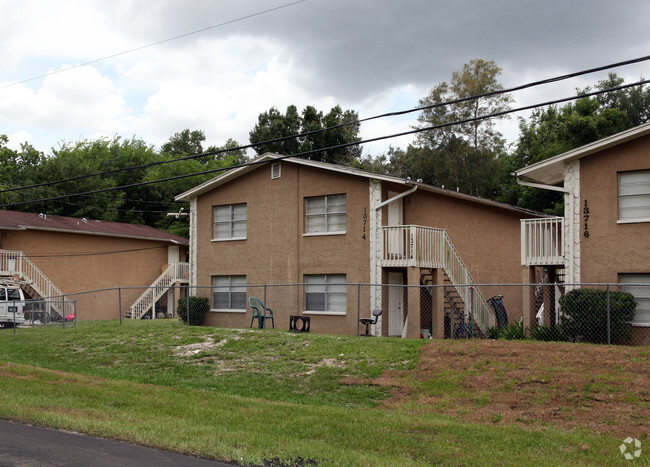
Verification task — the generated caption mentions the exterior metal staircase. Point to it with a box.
[420,269,486,338]
[127,262,189,319]
[0,249,75,320]
[382,226,495,335]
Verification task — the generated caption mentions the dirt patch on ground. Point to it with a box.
[364,340,649,438]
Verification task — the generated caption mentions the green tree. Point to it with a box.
[147,135,248,237]
[500,75,649,213]
[249,104,361,165]
[414,59,513,196]
[0,135,46,208]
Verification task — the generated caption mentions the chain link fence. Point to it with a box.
[3,282,648,345]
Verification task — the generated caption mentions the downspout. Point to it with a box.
[375,185,418,210]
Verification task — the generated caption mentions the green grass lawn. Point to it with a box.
[0,320,644,466]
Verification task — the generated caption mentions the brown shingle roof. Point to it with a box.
[0,210,188,245]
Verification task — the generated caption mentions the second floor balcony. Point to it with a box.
[520,217,565,266]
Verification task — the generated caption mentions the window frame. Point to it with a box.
[619,273,650,327]
[618,170,650,224]
[211,275,247,312]
[304,274,347,315]
[212,203,247,241]
[304,194,347,236]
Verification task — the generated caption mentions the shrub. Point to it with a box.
[559,288,636,344]
[529,324,567,342]
[177,297,210,326]
[500,322,525,340]
[487,326,502,339]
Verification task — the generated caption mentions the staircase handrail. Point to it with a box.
[0,249,75,317]
[382,226,495,333]
[129,262,189,319]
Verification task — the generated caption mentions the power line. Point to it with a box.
[2,54,649,196]
[3,78,648,209]
[17,245,166,258]
[0,0,307,90]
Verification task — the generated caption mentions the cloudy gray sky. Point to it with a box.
[1,0,649,156]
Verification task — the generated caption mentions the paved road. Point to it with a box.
[0,419,233,466]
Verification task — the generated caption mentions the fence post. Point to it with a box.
[606,284,611,345]
[357,284,361,337]
[12,300,16,335]
[119,288,123,325]
[469,286,474,338]
[62,295,66,329]
[186,287,190,326]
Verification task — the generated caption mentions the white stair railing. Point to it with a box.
[0,249,75,318]
[381,226,495,333]
[129,262,189,319]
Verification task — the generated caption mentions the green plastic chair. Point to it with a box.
[248,296,274,329]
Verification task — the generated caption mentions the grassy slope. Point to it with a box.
[0,321,641,466]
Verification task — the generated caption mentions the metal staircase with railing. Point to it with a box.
[127,262,189,319]
[0,249,75,320]
[382,226,495,336]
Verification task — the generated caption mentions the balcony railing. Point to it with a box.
[380,225,495,332]
[520,218,564,266]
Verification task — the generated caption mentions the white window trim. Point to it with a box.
[305,194,347,235]
[212,203,247,241]
[619,274,650,327]
[302,231,346,237]
[304,274,347,315]
[210,308,247,314]
[271,162,281,180]
[211,275,247,311]
[211,237,247,242]
[302,310,347,316]
[617,217,650,224]
[618,170,650,222]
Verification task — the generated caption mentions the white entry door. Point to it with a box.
[387,191,404,258]
[388,272,404,337]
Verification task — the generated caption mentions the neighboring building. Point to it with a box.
[0,210,188,321]
[515,122,650,344]
[176,154,541,338]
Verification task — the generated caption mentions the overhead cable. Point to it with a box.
[2,78,648,209]
[2,54,649,195]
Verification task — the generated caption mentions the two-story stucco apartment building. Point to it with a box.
[516,122,650,344]
[176,154,541,338]
[0,210,188,321]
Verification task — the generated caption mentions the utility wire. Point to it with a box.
[18,245,166,258]
[0,0,307,90]
[2,54,649,196]
[3,78,648,209]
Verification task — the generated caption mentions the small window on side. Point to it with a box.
[271,162,281,180]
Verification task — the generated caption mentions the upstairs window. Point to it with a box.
[212,275,247,311]
[619,170,650,222]
[305,194,346,234]
[304,274,347,314]
[213,203,247,240]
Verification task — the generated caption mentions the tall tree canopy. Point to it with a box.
[249,104,361,165]
[498,73,650,213]
[0,130,246,238]
[410,59,513,196]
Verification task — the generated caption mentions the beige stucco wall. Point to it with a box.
[578,136,650,344]
[0,230,185,320]
[579,136,650,283]
[195,162,371,335]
